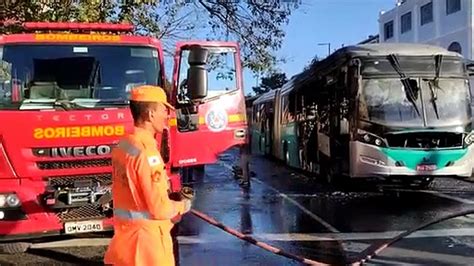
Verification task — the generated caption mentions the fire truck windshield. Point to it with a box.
[0,44,161,109]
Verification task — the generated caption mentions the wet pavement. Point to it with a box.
[1,148,474,265]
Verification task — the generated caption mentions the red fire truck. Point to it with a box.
[0,22,248,252]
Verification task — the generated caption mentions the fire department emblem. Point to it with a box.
[205,108,228,132]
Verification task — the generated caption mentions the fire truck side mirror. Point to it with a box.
[187,46,209,101]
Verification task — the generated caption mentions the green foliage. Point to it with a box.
[1,0,299,74]
[252,72,288,95]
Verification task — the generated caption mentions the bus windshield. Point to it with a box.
[359,78,471,127]
[422,78,471,126]
[0,44,161,109]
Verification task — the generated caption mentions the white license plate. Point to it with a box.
[64,220,104,234]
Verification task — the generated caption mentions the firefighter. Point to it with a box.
[104,85,193,266]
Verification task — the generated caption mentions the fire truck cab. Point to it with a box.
[0,22,247,252]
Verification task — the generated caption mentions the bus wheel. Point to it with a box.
[0,242,30,254]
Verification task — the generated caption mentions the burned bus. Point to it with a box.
[254,43,473,187]
[251,89,277,156]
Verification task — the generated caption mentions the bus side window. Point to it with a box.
[288,92,296,123]
[318,91,330,134]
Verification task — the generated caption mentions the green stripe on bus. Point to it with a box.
[381,148,468,170]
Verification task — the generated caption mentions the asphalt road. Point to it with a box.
[1,148,474,265]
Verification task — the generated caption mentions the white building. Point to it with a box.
[378,0,472,59]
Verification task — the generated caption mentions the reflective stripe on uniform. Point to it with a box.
[117,139,141,157]
[114,208,178,220]
[114,208,152,220]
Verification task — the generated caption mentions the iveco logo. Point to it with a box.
[49,145,113,158]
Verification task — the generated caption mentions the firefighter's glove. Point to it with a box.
[180,186,194,200]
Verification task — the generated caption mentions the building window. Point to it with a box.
[384,20,394,40]
[446,0,461,15]
[401,12,412,33]
[448,42,462,54]
[421,2,433,25]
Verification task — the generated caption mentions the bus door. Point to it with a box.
[326,69,351,176]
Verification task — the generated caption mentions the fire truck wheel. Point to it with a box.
[0,242,31,254]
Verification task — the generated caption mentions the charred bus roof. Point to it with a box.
[282,43,466,95]
[329,43,462,58]
[253,89,278,105]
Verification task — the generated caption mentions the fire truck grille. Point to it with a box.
[37,158,112,170]
[47,173,112,187]
[57,203,107,222]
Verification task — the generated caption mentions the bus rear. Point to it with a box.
[0,22,169,250]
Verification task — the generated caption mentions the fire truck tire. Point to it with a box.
[0,242,31,254]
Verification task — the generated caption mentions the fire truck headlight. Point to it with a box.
[6,194,20,207]
[0,193,21,208]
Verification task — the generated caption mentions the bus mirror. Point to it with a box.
[187,65,207,100]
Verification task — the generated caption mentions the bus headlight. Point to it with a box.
[357,129,387,147]
[375,138,383,146]
[464,132,474,146]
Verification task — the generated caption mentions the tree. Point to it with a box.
[252,72,288,95]
[1,0,302,74]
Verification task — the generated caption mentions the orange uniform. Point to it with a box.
[104,86,189,266]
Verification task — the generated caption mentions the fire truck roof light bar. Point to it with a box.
[23,22,134,32]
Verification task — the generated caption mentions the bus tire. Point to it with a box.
[0,242,31,254]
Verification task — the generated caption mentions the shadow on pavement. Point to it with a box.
[27,248,102,265]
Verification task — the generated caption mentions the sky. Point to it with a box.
[241,0,397,95]
[162,0,398,96]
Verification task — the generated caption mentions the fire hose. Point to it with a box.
[349,208,474,265]
[180,186,327,265]
[184,180,474,266]
[191,207,474,266]
[190,209,329,266]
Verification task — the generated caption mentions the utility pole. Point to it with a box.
[318,42,331,57]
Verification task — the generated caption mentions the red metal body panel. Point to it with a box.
[168,41,248,168]
[0,30,179,240]
[0,28,247,241]
[0,109,134,238]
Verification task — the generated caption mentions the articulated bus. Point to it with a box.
[251,89,277,156]
[251,43,474,187]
